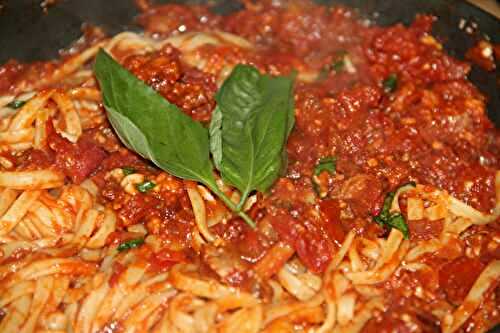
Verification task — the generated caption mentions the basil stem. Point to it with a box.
[208,184,256,228]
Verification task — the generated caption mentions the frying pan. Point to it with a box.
[0,0,499,126]
[0,1,499,332]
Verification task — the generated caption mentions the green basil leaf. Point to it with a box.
[386,213,409,239]
[210,64,295,199]
[7,100,26,109]
[373,182,416,239]
[312,156,337,198]
[332,59,345,72]
[313,156,337,176]
[94,50,216,186]
[122,166,136,176]
[380,191,396,219]
[137,180,156,193]
[106,108,153,160]
[383,73,398,93]
[285,71,297,138]
[117,238,144,252]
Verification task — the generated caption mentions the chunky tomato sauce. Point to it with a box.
[0,1,499,331]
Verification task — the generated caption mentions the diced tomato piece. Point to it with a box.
[150,248,186,272]
[465,41,496,71]
[408,218,443,241]
[119,194,161,226]
[271,210,335,273]
[99,151,142,173]
[319,199,346,246]
[48,122,107,183]
[294,226,335,273]
[439,257,485,305]
[73,140,108,183]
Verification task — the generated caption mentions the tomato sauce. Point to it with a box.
[47,125,107,184]
[439,256,486,305]
[123,45,217,122]
[123,0,500,275]
[0,1,499,330]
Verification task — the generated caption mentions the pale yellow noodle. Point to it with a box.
[0,171,64,190]
[442,260,500,333]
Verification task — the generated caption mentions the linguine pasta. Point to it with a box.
[0,1,499,332]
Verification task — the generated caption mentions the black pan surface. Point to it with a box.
[0,1,499,332]
[0,0,499,125]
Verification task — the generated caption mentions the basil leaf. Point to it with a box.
[312,156,337,198]
[122,166,136,176]
[318,51,347,79]
[383,73,398,93]
[137,180,156,193]
[386,213,409,238]
[285,71,297,138]
[94,50,216,185]
[117,238,144,252]
[7,100,26,109]
[332,59,345,72]
[314,156,337,176]
[106,109,153,160]
[373,182,415,239]
[210,64,295,203]
[379,191,396,218]
[373,189,397,225]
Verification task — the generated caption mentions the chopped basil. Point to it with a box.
[137,180,156,193]
[318,51,348,80]
[117,238,144,252]
[314,156,337,176]
[332,59,345,72]
[383,74,398,93]
[6,100,26,109]
[317,68,330,80]
[373,182,416,239]
[122,166,136,176]
[385,214,408,235]
[312,156,337,198]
